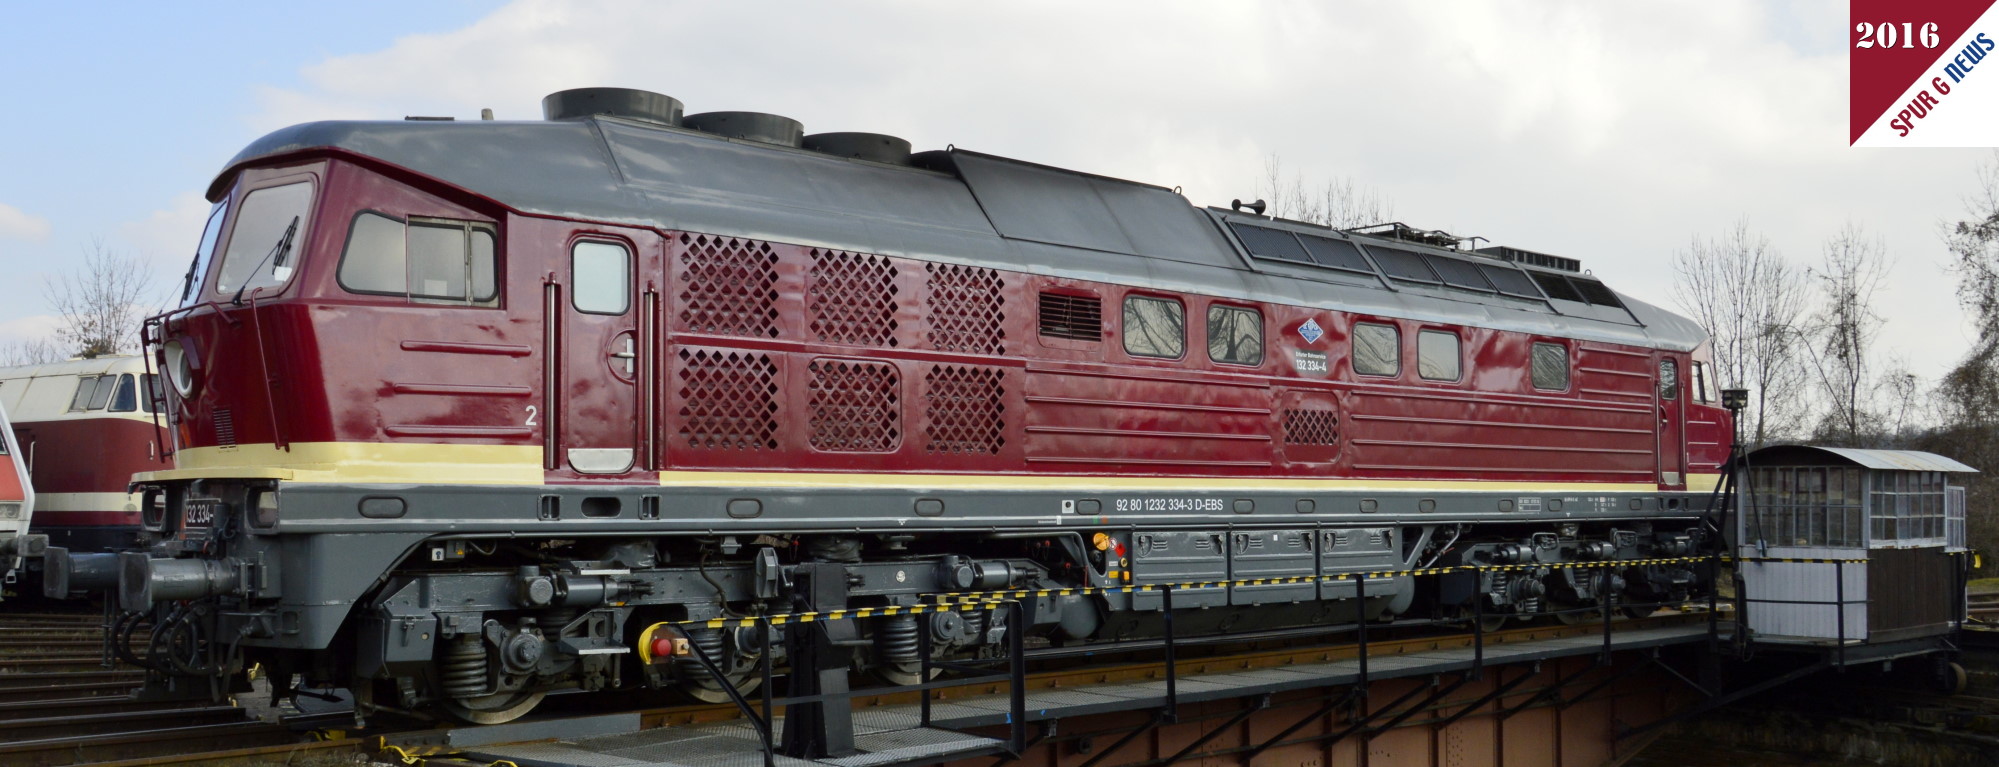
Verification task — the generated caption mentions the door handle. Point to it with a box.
[610,337,635,374]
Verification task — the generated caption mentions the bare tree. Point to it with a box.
[43,241,158,359]
[1941,151,1999,427]
[1803,224,1893,446]
[1669,220,1810,447]
[1256,155,1394,229]
[1872,357,1923,446]
[1930,150,1999,577]
[0,337,61,367]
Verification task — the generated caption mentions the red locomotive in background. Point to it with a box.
[86,88,1728,722]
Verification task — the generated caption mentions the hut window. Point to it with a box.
[1869,470,1948,547]
[1745,466,1865,548]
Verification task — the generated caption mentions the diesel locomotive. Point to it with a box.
[0,357,169,581]
[98,88,1731,723]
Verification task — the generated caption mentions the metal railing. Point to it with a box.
[645,553,1722,764]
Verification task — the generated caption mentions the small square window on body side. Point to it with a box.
[1123,295,1186,359]
[1531,342,1569,390]
[1207,305,1262,365]
[1353,323,1399,377]
[1417,330,1460,381]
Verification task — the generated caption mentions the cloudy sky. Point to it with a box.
[0,1,1989,384]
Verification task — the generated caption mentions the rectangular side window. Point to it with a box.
[1531,342,1569,390]
[1353,323,1399,377]
[337,211,499,307]
[1417,330,1461,381]
[572,241,632,315]
[109,374,138,413]
[1039,293,1102,341]
[68,375,98,411]
[1659,359,1680,400]
[86,374,117,410]
[1122,295,1185,359]
[142,373,163,413]
[1207,305,1263,365]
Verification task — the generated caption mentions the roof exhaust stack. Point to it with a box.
[682,111,805,147]
[542,88,684,126]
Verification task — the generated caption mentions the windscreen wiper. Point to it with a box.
[231,216,299,307]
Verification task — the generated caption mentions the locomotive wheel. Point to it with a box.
[873,662,944,687]
[440,690,547,725]
[1621,605,1659,620]
[1554,606,1600,625]
[1477,614,1507,634]
[681,671,761,704]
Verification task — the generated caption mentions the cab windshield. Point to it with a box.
[178,200,229,307]
[214,181,313,299]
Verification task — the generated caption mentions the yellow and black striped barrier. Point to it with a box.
[661,554,1724,631]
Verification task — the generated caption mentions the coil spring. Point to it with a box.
[440,634,488,698]
[962,611,987,644]
[540,607,580,637]
[678,628,727,674]
[879,616,919,664]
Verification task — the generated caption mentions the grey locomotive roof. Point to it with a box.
[1748,445,1978,473]
[219,117,1708,352]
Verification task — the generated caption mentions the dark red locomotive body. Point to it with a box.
[108,88,1729,723]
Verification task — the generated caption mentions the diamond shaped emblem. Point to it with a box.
[1298,318,1324,344]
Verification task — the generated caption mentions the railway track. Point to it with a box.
[0,612,1703,766]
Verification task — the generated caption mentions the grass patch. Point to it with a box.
[1970,577,1999,593]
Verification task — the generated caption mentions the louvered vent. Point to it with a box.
[807,359,900,452]
[1283,409,1339,446]
[925,263,1005,355]
[808,249,898,347]
[677,349,779,450]
[923,365,1006,455]
[213,408,237,448]
[1037,293,1101,341]
[677,234,780,337]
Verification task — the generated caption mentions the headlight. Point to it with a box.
[251,489,279,529]
[141,488,166,531]
[162,339,196,397]
[0,502,19,520]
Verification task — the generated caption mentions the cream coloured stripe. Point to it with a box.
[31,492,138,512]
[137,442,1702,495]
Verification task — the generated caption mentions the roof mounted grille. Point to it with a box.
[1475,245,1581,273]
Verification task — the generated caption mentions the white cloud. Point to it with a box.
[0,203,50,242]
[114,192,215,272]
[0,314,60,345]
[244,0,1987,382]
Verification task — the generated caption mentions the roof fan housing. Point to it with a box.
[542,88,684,126]
[682,111,805,147]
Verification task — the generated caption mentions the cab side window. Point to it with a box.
[68,374,117,412]
[338,212,499,307]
